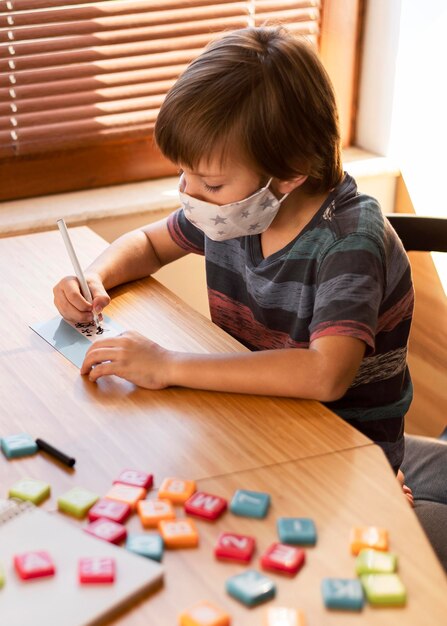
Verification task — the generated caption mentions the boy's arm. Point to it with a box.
[82,332,365,402]
[167,334,365,401]
[87,216,189,290]
[54,216,189,323]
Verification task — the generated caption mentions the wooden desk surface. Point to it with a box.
[115,446,447,626]
[1,227,445,625]
[0,227,368,493]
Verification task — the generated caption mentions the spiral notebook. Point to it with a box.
[0,499,163,626]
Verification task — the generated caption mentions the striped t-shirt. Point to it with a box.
[167,173,414,471]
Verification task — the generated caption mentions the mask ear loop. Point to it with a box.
[265,177,290,204]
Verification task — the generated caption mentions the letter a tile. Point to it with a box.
[14,551,55,580]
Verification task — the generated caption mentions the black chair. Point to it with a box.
[385,214,447,252]
[387,214,447,572]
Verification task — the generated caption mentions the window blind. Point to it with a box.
[1,0,363,201]
[0,1,320,158]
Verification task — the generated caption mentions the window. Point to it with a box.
[0,0,363,201]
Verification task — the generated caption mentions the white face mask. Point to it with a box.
[178,174,289,241]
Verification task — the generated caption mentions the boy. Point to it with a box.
[53,27,414,473]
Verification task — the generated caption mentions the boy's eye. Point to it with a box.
[204,183,223,193]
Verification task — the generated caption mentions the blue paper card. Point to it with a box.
[30,315,125,369]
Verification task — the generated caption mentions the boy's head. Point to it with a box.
[155,26,343,195]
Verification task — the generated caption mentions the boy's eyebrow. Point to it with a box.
[195,171,226,178]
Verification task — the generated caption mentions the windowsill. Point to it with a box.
[0,147,400,237]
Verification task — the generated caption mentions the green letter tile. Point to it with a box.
[9,478,50,505]
[356,549,397,575]
[57,487,99,518]
[361,573,406,606]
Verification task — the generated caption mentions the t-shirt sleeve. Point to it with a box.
[309,233,385,353]
[167,208,205,255]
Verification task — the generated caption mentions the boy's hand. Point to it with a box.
[80,331,174,389]
[53,273,110,323]
[397,469,414,507]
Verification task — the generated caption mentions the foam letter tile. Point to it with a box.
[214,532,256,563]
[105,483,147,511]
[260,542,306,576]
[356,549,397,575]
[88,498,131,524]
[226,569,276,607]
[350,527,388,555]
[9,478,50,505]
[79,557,115,584]
[14,551,55,580]
[57,487,99,518]
[360,573,406,607]
[158,477,196,504]
[321,578,364,611]
[84,518,127,544]
[277,517,317,546]
[0,563,5,588]
[230,489,270,519]
[114,469,153,490]
[264,607,306,626]
[137,498,176,528]
[158,518,199,548]
[184,491,227,521]
[1,433,38,459]
[126,533,164,562]
[179,600,231,626]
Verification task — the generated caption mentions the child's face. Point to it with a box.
[179,154,265,207]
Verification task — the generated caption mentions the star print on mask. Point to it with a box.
[260,197,275,210]
[183,200,194,213]
[211,215,227,225]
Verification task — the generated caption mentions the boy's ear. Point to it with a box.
[275,174,308,194]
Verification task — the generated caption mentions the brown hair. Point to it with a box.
[155,27,343,194]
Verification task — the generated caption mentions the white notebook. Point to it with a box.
[0,499,163,626]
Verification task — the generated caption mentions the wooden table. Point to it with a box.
[1,227,446,625]
[116,446,447,625]
[0,227,369,492]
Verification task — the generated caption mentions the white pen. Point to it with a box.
[57,218,102,329]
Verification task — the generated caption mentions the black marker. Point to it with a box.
[36,438,76,468]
